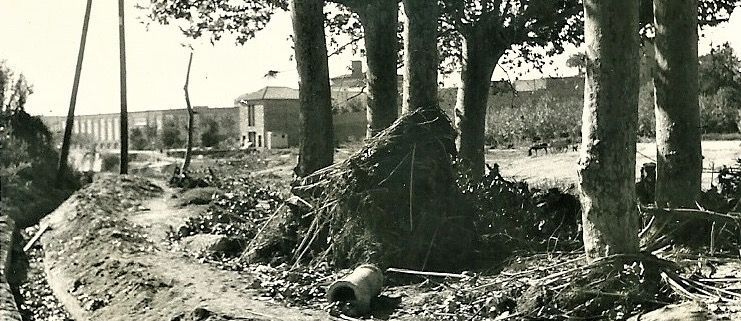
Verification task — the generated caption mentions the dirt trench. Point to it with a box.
[38,174,326,321]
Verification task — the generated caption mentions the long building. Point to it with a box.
[40,60,389,150]
[42,107,237,149]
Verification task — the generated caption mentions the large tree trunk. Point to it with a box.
[118,0,129,174]
[291,0,335,177]
[401,0,439,113]
[653,0,702,208]
[57,0,92,183]
[182,52,194,173]
[579,0,641,262]
[454,29,504,178]
[354,0,399,138]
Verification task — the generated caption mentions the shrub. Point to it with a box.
[457,168,581,263]
[101,154,120,172]
[0,110,80,227]
[700,87,740,134]
[486,92,581,145]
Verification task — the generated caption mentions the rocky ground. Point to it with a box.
[10,144,741,320]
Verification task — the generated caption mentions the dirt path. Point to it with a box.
[40,175,327,321]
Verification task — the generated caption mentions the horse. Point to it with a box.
[528,143,549,156]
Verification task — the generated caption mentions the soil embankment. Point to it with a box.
[39,174,324,321]
[0,217,22,321]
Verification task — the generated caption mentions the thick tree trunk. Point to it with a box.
[118,0,129,174]
[653,0,702,208]
[291,0,335,177]
[355,0,399,138]
[455,30,503,178]
[57,0,92,183]
[579,0,641,261]
[401,0,439,113]
[182,52,194,173]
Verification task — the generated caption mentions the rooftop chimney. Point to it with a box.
[351,60,363,78]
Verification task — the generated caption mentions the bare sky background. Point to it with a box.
[0,0,739,116]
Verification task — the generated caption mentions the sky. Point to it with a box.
[0,1,739,117]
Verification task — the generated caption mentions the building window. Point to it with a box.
[247,105,255,126]
[257,135,262,147]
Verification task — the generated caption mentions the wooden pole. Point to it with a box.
[118,0,129,174]
[57,0,93,183]
[182,52,194,173]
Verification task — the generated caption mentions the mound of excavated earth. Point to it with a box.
[38,174,325,321]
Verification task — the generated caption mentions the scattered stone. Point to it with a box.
[180,234,245,256]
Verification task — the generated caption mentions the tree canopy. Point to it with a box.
[699,42,741,100]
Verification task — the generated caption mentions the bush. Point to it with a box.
[700,87,740,134]
[457,169,581,263]
[486,92,581,145]
[130,127,148,150]
[101,154,120,172]
[0,110,80,227]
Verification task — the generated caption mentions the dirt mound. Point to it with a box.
[289,108,475,270]
[38,174,325,321]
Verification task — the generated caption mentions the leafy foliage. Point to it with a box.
[129,127,149,150]
[140,0,289,45]
[141,0,367,59]
[701,87,740,133]
[199,114,238,148]
[484,90,582,145]
[697,43,741,133]
[699,42,741,102]
[173,179,282,241]
[161,118,185,148]
[458,168,581,262]
[0,61,79,227]
[439,0,583,76]
[639,0,740,30]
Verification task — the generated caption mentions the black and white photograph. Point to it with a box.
[1,0,741,320]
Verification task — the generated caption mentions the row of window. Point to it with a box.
[73,118,121,141]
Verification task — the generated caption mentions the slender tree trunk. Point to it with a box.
[455,30,503,178]
[579,0,641,262]
[653,0,702,208]
[118,0,129,174]
[291,0,334,177]
[182,52,194,173]
[355,0,399,137]
[57,0,92,183]
[401,0,439,113]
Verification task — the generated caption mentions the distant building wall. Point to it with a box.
[333,111,366,143]
[40,107,238,150]
[263,100,301,147]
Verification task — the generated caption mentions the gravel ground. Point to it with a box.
[17,228,73,321]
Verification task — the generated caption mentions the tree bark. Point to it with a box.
[291,0,335,177]
[454,29,504,178]
[401,0,439,113]
[57,0,92,183]
[579,0,641,261]
[182,52,194,173]
[119,0,129,174]
[653,0,702,208]
[354,0,399,138]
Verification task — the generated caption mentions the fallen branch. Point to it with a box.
[640,206,741,225]
[385,267,469,279]
[24,223,49,252]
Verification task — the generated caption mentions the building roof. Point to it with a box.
[235,86,299,104]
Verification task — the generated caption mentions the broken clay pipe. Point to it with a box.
[327,264,383,316]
